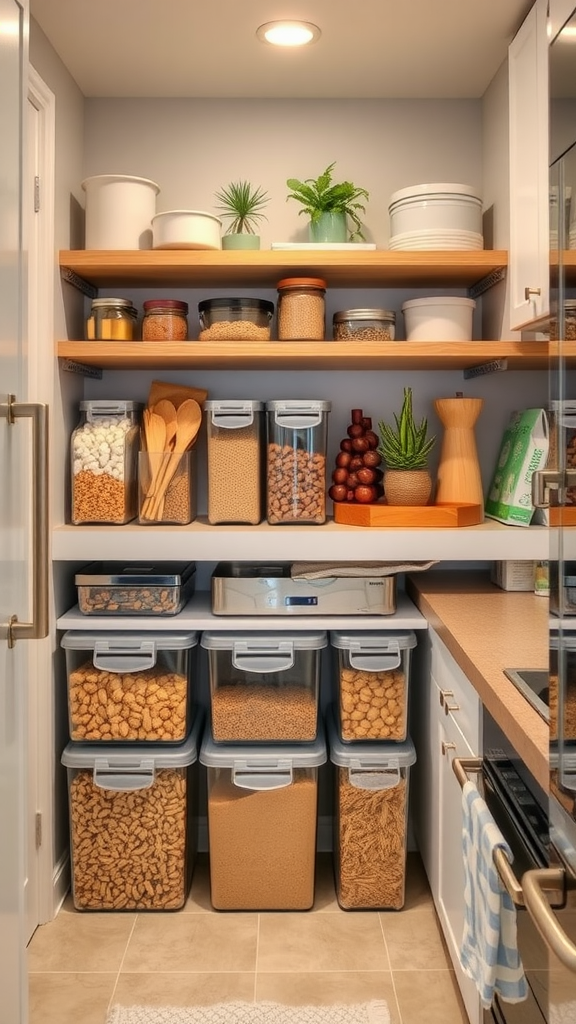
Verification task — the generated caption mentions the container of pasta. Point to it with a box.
[200,725,326,910]
[330,630,417,742]
[327,705,416,910]
[61,629,199,743]
[201,630,326,742]
[61,712,202,911]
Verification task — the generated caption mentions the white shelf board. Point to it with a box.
[56,590,428,632]
[52,517,550,562]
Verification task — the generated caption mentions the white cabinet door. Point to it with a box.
[508,0,550,330]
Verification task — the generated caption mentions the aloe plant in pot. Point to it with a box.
[286,162,369,242]
[378,387,436,506]
[214,180,270,250]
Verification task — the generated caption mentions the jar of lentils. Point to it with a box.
[85,298,137,340]
[333,308,396,341]
[142,299,189,341]
[276,277,326,340]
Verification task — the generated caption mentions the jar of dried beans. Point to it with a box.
[333,308,396,341]
[276,277,326,340]
[265,400,331,525]
[142,299,189,341]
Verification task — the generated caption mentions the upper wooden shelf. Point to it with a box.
[59,248,508,290]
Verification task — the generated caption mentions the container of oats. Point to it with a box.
[205,400,265,524]
[71,400,143,525]
[327,704,416,910]
[198,297,274,340]
[61,711,202,911]
[74,561,196,616]
[200,724,326,910]
[201,629,326,743]
[330,629,417,742]
[61,629,199,743]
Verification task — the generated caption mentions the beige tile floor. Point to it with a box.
[28,853,469,1024]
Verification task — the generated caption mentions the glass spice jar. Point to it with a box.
[333,308,396,341]
[142,299,189,341]
[85,298,137,341]
[276,277,326,340]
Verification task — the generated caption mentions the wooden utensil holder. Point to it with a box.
[434,397,484,509]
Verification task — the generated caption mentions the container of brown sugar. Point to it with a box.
[200,724,326,910]
[205,400,264,524]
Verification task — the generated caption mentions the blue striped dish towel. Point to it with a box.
[460,780,528,1009]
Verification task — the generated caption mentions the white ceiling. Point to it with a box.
[30,0,534,100]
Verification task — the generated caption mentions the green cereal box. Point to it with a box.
[485,409,549,526]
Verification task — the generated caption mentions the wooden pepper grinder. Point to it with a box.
[434,395,484,510]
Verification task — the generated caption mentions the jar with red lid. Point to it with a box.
[276,277,326,340]
[142,299,189,341]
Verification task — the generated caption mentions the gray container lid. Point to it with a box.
[204,400,264,412]
[327,706,416,768]
[201,630,327,651]
[61,629,199,650]
[75,561,196,586]
[61,711,203,771]
[330,630,417,651]
[266,400,331,413]
[79,400,143,413]
[200,722,326,770]
[550,633,576,651]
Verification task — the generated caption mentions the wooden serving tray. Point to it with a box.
[333,501,484,528]
[549,507,576,527]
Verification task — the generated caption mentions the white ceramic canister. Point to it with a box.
[401,296,476,341]
[81,174,160,250]
[388,182,483,249]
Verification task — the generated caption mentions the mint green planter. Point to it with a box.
[221,233,261,250]
[309,211,347,243]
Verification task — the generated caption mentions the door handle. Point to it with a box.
[522,868,576,972]
[532,468,576,508]
[0,395,49,647]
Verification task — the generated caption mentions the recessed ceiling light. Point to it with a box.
[256,21,321,47]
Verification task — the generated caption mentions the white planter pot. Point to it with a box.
[152,210,222,250]
[81,174,160,250]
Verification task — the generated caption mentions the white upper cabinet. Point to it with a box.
[508,0,550,330]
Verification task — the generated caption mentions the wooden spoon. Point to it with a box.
[153,399,178,450]
[142,409,167,500]
[145,399,202,520]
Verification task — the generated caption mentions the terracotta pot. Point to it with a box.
[384,468,432,506]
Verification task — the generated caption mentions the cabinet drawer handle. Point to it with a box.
[441,741,456,756]
[444,701,460,714]
[439,689,454,707]
[524,286,542,301]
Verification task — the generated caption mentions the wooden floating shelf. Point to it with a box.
[57,339,552,371]
[333,502,485,528]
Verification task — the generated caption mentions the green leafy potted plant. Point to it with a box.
[214,179,270,250]
[378,387,436,505]
[286,162,369,242]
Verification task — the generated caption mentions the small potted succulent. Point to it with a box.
[286,161,369,242]
[214,179,270,250]
[378,387,436,506]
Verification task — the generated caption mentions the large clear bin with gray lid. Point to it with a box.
[205,400,265,524]
[61,630,199,743]
[327,705,416,910]
[265,400,331,524]
[201,629,326,742]
[71,399,143,524]
[330,630,417,742]
[61,712,202,911]
[549,633,576,742]
[200,725,326,910]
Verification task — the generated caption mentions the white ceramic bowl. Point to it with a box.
[389,182,482,239]
[402,296,476,341]
[82,174,160,250]
[152,210,222,250]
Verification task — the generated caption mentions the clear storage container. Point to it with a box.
[201,629,326,742]
[327,705,416,910]
[200,726,326,910]
[61,629,199,743]
[266,400,331,524]
[85,297,138,340]
[546,400,576,508]
[330,630,417,742]
[333,308,396,341]
[142,299,189,340]
[198,297,274,341]
[61,714,202,911]
[71,400,143,525]
[138,448,197,525]
[205,400,264,524]
[75,561,196,616]
[276,277,326,339]
[549,634,576,741]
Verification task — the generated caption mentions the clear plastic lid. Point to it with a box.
[74,561,196,586]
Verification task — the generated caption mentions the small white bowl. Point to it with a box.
[152,210,222,250]
[402,296,476,341]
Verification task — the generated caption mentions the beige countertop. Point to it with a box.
[406,570,549,791]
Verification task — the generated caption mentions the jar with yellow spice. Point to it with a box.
[85,298,137,341]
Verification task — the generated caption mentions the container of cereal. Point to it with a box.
[142,299,189,341]
[86,298,138,340]
[201,629,326,743]
[198,298,274,341]
[61,711,202,910]
[330,629,417,742]
[75,561,196,616]
[327,704,416,910]
[71,400,143,525]
[333,308,396,341]
[200,724,326,910]
[205,400,265,524]
[61,629,199,743]
[277,277,326,339]
[265,400,331,524]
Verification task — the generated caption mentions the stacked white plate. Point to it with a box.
[389,229,483,251]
